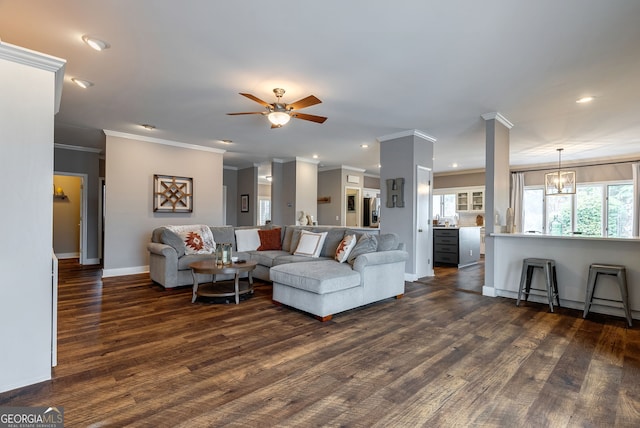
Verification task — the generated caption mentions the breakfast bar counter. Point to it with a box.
[490,233,640,320]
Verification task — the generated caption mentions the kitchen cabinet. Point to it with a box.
[433,227,481,268]
[456,189,484,212]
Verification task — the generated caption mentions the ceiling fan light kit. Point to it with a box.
[268,111,291,127]
[228,87,327,128]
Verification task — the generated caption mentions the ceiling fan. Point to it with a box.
[227,88,327,128]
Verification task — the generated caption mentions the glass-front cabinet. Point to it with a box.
[456,189,484,212]
[456,192,469,211]
[471,190,484,211]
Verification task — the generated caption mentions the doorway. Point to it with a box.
[415,166,434,278]
[53,173,88,264]
[345,187,361,227]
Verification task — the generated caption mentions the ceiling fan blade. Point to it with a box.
[226,111,265,115]
[287,95,322,110]
[291,112,327,124]
[239,93,272,108]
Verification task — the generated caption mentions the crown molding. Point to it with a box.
[223,165,238,171]
[295,156,320,165]
[377,129,436,143]
[0,41,66,114]
[481,112,514,129]
[54,143,102,154]
[103,130,226,154]
[341,165,366,172]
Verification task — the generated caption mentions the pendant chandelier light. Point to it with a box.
[545,148,576,195]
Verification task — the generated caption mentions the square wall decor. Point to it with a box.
[154,174,193,213]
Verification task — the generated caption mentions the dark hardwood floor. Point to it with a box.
[2,259,639,427]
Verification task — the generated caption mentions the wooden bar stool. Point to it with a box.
[516,258,560,312]
[583,263,632,327]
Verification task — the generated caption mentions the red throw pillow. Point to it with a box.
[257,228,282,251]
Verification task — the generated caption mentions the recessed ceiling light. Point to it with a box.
[82,35,110,51]
[377,164,381,168]
[452,163,459,168]
[220,139,233,144]
[576,96,594,104]
[265,175,273,182]
[141,124,155,130]
[360,144,369,148]
[312,154,318,159]
[71,78,93,89]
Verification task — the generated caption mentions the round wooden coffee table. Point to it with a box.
[189,260,257,304]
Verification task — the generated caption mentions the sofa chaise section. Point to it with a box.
[270,246,408,321]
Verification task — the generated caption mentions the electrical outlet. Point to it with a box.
[336,215,339,221]
[469,250,473,256]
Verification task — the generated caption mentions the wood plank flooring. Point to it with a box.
[1,259,639,427]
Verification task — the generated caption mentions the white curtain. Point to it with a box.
[633,163,640,236]
[510,172,525,233]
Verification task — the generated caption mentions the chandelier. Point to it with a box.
[545,148,576,195]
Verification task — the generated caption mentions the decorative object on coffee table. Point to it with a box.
[190,260,257,304]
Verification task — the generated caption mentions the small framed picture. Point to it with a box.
[347,194,356,212]
[241,194,249,212]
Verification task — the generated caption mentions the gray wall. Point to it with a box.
[380,132,434,277]
[281,161,297,225]
[237,166,257,226]
[54,147,101,262]
[223,167,238,226]
[103,133,224,275]
[318,169,342,225]
[521,162,633,185]
[363,175,380,190]
[434,171,485,189]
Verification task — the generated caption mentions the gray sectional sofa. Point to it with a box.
[147,224,408,320]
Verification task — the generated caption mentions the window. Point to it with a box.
[523,182,633,237]
[258,198,271,225]
[607,184,633,237]
[523,188,544,233]
[432,193,456,219]
[576,185,602,235]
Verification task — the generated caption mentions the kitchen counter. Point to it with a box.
[433,227,481,268]
[489,232,640,320]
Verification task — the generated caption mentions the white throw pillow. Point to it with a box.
[235,228,261,252]
[335,234,357,263]
[293,231,328,257]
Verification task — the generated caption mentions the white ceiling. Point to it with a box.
[2,0,640,176]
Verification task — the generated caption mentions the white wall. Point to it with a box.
[0,42,65,393]
[103,132,224,276]
[296,159,318,221]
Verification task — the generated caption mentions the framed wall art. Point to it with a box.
[347,194,356,212]
[153,174,193,213]
[241,194,249,213]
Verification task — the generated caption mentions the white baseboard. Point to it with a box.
[405,273,418,282]
[102,265,149,278]
[482,286,497,297]
[55,252,79,259]
[0,373,51,395]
